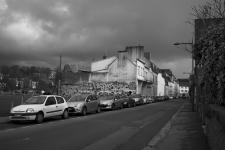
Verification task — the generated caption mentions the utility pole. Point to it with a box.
[173,40,195,111]
[58,54,62,95]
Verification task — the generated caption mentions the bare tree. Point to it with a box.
[192,0,225,19]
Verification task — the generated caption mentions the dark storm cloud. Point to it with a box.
[0,0,201,77]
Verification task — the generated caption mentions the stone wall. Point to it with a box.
[61,81,136,100]
[61,82,95,100]
[94,81,136,94]
[204,104,225,150]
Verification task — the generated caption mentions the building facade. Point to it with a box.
[160,69,178,97]
[177,78,189,97]
[157,72,165,96]
[90,46,156,96]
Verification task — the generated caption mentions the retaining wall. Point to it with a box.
[205,104,225,150]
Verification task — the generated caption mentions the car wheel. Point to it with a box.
[35,112,44,124]
[82,107,87,116]
[120,104,123,109]
[111,104,116,110]
[62,109,69,119]
[127,103,130,108]
[133,103,136,107]
[96,106,101,113]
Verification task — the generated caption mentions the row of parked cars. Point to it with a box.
[9,94,171,123]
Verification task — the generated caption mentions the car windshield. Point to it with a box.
[99,95,114,100]
[24,96,46,104]
[68,95,88,102]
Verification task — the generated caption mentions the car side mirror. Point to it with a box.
[86,99,91,103]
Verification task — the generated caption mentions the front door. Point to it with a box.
[86,95,97,112]
[44,96,57,117]
[55,96,65,115]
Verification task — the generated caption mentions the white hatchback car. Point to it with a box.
[9,95,69,123]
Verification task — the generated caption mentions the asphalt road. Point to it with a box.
[0,99,183,150]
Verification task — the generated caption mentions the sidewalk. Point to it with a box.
[154,100,210,150]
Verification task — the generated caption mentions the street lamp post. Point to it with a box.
[173,41,195,111]
[173,41,194,75]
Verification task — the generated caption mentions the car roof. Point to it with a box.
[39,95,63,97]
[71,94,90,97]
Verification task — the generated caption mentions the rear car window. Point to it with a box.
[56,97,65,104]
[45,97,56,105]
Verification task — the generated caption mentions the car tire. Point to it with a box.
[133,103,136,107]
[62,109,69,119]
[35,112,44,124]
[128,103,131,108]
[111,104,116,110]
[120,104,123,109]
[82,107,87,116]
[96,106,101,113]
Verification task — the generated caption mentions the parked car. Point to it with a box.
[130,94,144,105]
[123,95,136,108]
[155,96,164,102]
[67,94,100,115]
[169,96,174,100]
[99,94,123,110]
[142,96,149,104]
[145,96,154,104]
[164,96,169,100]
[9,95,69,123]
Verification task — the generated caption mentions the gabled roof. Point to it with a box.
[91,56,117,72]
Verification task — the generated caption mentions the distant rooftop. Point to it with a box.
[64,63,91,73]
[91,56,117,72]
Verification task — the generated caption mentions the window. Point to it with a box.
[45,97,56,106]
[138,66,140,75]
[56,97,65,104]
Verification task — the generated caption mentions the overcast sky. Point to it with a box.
[0,0,202,78]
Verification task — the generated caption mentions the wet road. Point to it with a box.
[0,100,183,150]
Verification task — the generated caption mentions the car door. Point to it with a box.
[44,96,57,117]
[85,95,93,112]
[55,96,66,115]
[120,95,127,106]
[91,95,99,111]
[114,95,121,108]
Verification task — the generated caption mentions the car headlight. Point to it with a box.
[76,103,83,108]
[10,108,14,113]
[26,108,35,113]
[108,102,113,106]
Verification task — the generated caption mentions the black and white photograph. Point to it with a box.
[0,0,224,150]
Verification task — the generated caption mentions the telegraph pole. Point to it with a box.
[173,40,195,111]
[58,54,62,95]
